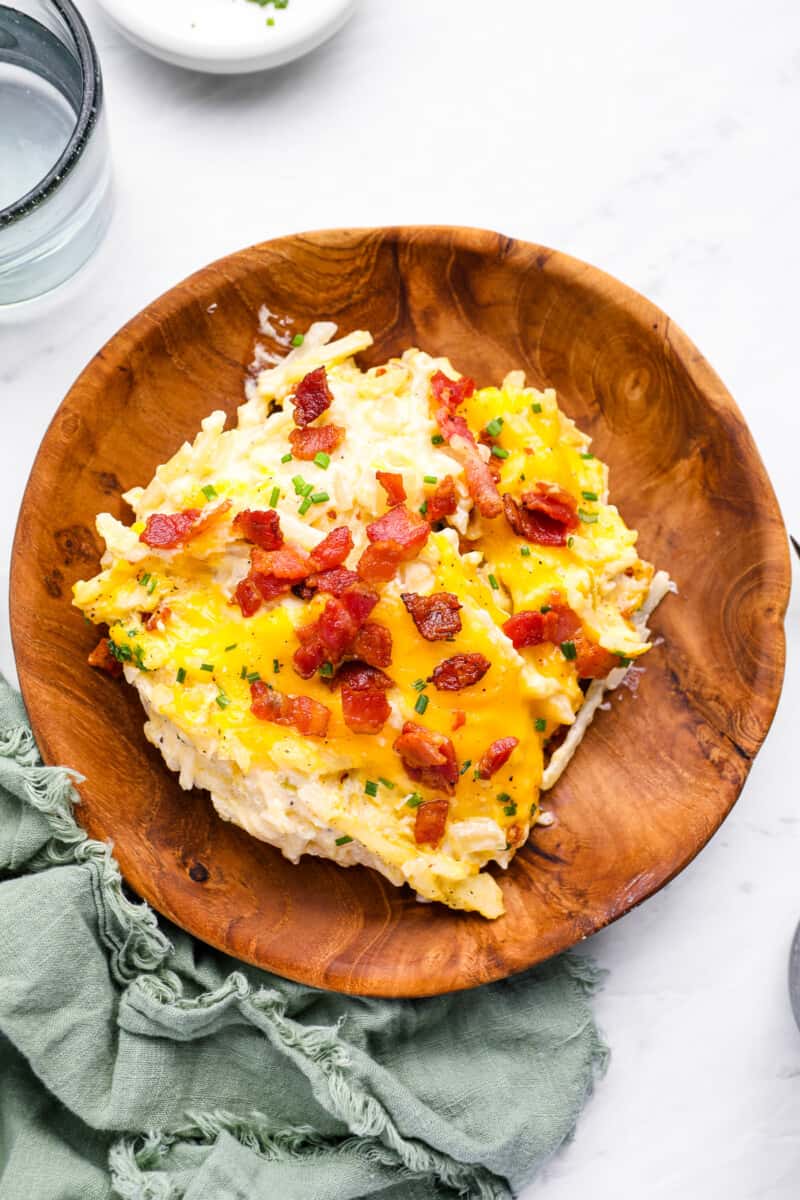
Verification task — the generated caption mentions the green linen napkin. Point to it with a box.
[0,677,607,1199]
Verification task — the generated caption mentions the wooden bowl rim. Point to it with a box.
[10,225,791,995]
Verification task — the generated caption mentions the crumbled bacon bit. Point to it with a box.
[429,652,490,691]
[233,577,262,617]
[352,620,392,668]
[250,679,330,737]
[475,736,519,779]
[307,526,353,573]
[366,504,430,556]
[356,540,405,584]
[292,366,333,427]
[341,687,392,733]
[452,709,466,731]
[503,483,579,547]
[376,471,406,507]
[414,799,450,847]
[401,591,462,641]
[233,544,310,617]
[335,663,393,734]
[144,606,171,632]
[393,721,459,794]
[139,501,232,550]
[305,567,360,596]
[139,509,200,549]
[502,597,580,649]
[318,597,361,660]
[289,424,345,460]
[430,370,475,411]
[87,637,123,677]
[339,582,380,625]
[433,408,502,519]
[232,508,283,550]
[251,545,311,582]
[426,475,458,524]
[333,662,393,691]
[574,640,620,679]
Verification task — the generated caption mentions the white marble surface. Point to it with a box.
[1,0,799,1195]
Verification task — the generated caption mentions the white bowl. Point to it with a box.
[95,0,356,75]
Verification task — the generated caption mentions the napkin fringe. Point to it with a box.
[108,1112,495,1200]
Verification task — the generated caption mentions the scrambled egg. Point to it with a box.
[74,322,659,919]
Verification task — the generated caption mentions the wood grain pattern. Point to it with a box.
[9,226,790,996]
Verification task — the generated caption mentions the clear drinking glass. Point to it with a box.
[0,0,112,305]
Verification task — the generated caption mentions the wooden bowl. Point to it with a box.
[10,226,790,997]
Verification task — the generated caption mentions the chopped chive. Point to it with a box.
[431,434,444,445]
[459,759,472,776]
[535,717,547,732]
[269,485,280,507]
[176,667,186,684]
[140,573,151,587]
[497,792,511,803]
[520,545,531,557]
[292,474,306,493]
[419,501,428,516]
[240,665,247,679]
[504,803,517,816]
[532,402,542,414]
[406,793,424,808]
[423,474,438,485]
[201,484,217,500]
[414,692,429,715]
[301,482,314,497]
[412,678,427,692]
[580,452,594,460]
[319,662,334,678]
[364,780,379,797]
[273,658,281,673]
[291,333,304,347]
[225,643,237,652]
[561,641,577,661]
[216,693,230,709]
[567,536,575,548]
[491,446,510,459]
[488,573,499,590]
[581,490,598,502]
[147,577,157,595]
[618,655,633,667]
[132,645,148,671]
[520,473,526,481]
[266,15,274,24]
[378,777,395,789]
[335,835,353,845]
[281,452,293,463]
[485,416,504,436]
[298,496,313,515]
[246,671,261,683]
[127,628,137,637]
[311,491,329,504]
[109,641,132,663]
[578,508,598,524]
[540,604,551,614]
[200,663,214,672]
[313,451,330,469]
